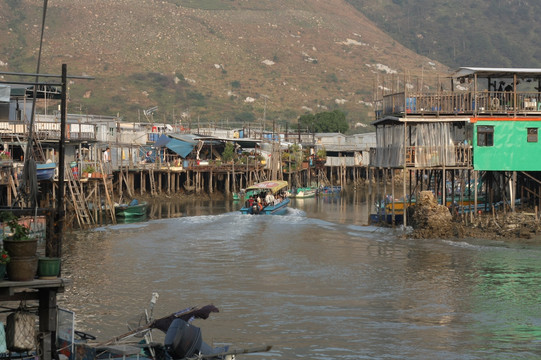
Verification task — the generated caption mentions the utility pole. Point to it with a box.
[261,94,269,137]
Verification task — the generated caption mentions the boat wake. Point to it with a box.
[345,224,396,240]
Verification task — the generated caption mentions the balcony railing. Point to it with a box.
[377,91,541,118]
[371,144,472,168]
[0,122,97,141]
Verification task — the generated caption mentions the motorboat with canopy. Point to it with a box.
[240,180,290,215]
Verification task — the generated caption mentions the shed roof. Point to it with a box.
[315,132,345,137]
[372,116,470,126]
[453,67,541,79]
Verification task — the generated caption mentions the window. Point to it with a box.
[477,126,494,147]
[527,128,538,143]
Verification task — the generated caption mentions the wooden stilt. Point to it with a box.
[209,169,213,194]
[391,169,395,225]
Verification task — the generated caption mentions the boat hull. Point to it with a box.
[240,198,290,215]
[319,186,341,195]
[36,163,56,181]
[115,202,148,218]
[294,189,317,198]
[370,213,404,225]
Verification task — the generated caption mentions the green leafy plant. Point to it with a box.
[0,150,11,160]
[0,249,10,265]
[0,212,31,241]
[222,142,235,163]
[83,165,95,173]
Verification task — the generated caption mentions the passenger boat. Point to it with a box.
[115,199,148,218]
[240,180,290,215]
[36,162,56,180]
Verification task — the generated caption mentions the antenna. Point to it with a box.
[143,106,158,122]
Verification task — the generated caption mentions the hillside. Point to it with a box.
[347,0,541,69]
[0,0,448,131]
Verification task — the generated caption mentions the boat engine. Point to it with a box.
[164,319,228,359]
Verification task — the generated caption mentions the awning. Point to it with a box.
[154,134,196,158]
[166,138,195,158]
[246,181,289,193]
[154,134,172,147]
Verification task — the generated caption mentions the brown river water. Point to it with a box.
[59,194,541,359]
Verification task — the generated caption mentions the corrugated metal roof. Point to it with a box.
[453,67,541,78]
[315,132,345,137]
[372,116,470,126]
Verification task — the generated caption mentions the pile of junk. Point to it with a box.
[57,293,272,360]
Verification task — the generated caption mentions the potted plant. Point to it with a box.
[0,212,36,256]
[0,150,11,161]
[0,212,38,281]
[0,249,10,280]
[37,256,60,279]
[83,165,95,178]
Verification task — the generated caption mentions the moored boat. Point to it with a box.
[115,199,148,218]
[36,162,56,180]
[318,185,341,195]
[292,187,317,198]
[60,296,272,360]
[370,212,404,225]
[240,180,290,215]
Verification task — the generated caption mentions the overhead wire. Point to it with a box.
[15,0,49,209]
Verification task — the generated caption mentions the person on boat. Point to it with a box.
[265,192,274,206]
[254,196,263,213]
[246,196,255,208]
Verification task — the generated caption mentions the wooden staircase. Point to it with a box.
[99,161,116,224]
[65,166,93,228]
[149,168,158,196]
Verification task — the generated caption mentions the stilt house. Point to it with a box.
[372,67,541,224]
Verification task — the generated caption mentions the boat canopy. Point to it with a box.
[246,181,289,194]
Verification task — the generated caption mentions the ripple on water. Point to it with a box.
[61,199,541,359]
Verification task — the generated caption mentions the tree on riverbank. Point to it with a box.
[299,110,349,133]
[222,142,235,163]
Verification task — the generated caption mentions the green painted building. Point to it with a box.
[473,118,541,171]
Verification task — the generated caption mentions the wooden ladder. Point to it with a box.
[149,168,158,196]
[318,169,331,187]
[65,166,93,228]
[99,162,117,224]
